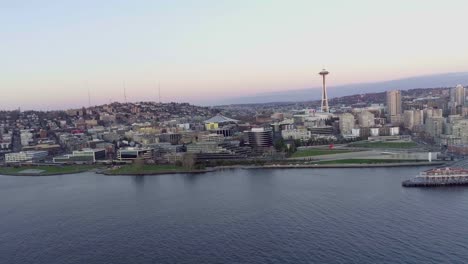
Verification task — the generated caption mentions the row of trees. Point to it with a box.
[272,136,365,157]
[296,137,362,147]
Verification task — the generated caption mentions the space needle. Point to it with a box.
[319,69,330,113]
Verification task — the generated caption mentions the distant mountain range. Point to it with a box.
[217,72,468,105]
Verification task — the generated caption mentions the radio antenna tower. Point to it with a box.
[123,81,127,103]
[84,80,91,107]
[87,88,91,107]
[158,82,161,103]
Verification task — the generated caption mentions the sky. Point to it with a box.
[2,0,468,110]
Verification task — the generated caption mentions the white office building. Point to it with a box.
[20,130,34,146]
[5,151,48,163]
[281,129,312,141]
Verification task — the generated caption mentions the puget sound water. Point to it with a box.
[1,167,468,264]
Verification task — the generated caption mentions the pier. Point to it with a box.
[402,167,468,187]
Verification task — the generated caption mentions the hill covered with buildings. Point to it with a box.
[0,83,467,172]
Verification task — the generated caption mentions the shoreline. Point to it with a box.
[0,161,445,177]
[0,168,101,177]
[216,161,445,170]
[101,161,445,176]
[101,168,216,176]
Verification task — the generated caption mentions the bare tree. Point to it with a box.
[181,153,196,170]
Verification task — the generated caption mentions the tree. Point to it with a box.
[181,153,196,170]
[294,139,302,147]
[274,138,286,152]
[287,143,297,155]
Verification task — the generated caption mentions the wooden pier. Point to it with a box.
[402,167,468,187]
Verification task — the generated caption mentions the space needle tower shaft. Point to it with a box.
[319,69,330,113]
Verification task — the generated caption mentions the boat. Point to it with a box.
[402,167,468,187]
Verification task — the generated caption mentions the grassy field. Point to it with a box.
[0,165,98,175]
[291,148,354,158]
[107,164,191,175]
[348,141,417,149]
[317,159,422,165]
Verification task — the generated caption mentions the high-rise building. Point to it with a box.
[423,108,443,123]
[386,90,402,124]
[449,84,466,114]
[413,110,424,126]
[425,117,445,139]
[412,109,424,131]
[339,113,355,135]
[462,106,468,117]
[386,90,402,115]
[403,110,415,130]
[452,119,468,144]
[451,84,466,106]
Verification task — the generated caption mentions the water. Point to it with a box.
[1,167,468,264]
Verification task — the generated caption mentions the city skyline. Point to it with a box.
[2,0,468,110]
[3,2,468,263]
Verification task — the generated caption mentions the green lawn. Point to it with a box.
[108,164,190,175]
[348,141,417,149]
[291,148,354,158]
[317,159,422,164]
[0,165,98,175]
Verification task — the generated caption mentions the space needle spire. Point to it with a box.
[319,69,330,113]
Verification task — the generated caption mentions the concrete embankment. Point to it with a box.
[215,161,445,170]
[0,167,102,176]
[3,162,444,177]
[100,168,216,176]
[102,162,446,176]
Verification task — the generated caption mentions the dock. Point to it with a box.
[402,165,468,187]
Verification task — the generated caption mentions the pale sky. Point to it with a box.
[2,0,468,110]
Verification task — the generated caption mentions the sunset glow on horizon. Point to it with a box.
[2,0,468,110]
